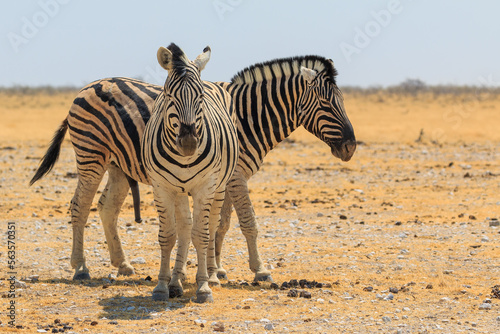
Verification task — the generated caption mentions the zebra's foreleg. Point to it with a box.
[227,171,272,282]
[71,171,105,280]
[214,192,233,280]
[191,184,216,303]
[207,190,226,286]
[151,187,177,301]
[169,194,192,298]
[98,164,135,276]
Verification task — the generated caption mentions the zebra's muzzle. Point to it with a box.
[176,123,199,157]
[330,139,356,162]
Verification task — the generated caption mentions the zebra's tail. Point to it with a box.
[29,118,69,186]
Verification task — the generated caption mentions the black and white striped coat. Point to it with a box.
[141,43,238,302]
[30,54,355,284]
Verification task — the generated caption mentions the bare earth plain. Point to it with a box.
[0,89,499,333]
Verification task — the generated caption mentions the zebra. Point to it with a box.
[141,43,238,302]
[30,53,355,283]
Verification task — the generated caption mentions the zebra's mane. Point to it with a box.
[230,55,338,85]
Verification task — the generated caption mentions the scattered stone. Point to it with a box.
[264,323,275,330]
[426,284,433,289]
[384,293,394,301]
[287,289,298,297]
[389,287,398,294]
[479,303,492,310]
[339,214,348,220]
[382,316,391,323]
[363,286,373,292]
[145,275,152,281]
[213,321,225,332]
[90,321,98,326]
[488,218,500,227]
[300,290,312,299]
[130,257,146,264]
[270,282,279,290]
[491,285,500,299]
[194,319,206,327]
[443,270,454,275]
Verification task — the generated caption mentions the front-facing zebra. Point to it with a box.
[141,43,238,302]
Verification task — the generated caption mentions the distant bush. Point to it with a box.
[343,79,500,98]
[0,85,79,96]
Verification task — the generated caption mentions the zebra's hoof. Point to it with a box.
[216,269,228,280]
[195,292,214,303]
[117,263,135,276]
[169,286,183,298]
[254,274,273,282]
[73,272,91,280]
[152,291,169,301]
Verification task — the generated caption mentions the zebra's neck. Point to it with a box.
[226,73,305,170]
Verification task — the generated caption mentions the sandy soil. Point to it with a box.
[0,91,499,333]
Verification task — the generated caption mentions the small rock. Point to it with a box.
[213,321,225,332]
[269,295,279,301]
[479,303,492,310]
[14,279,27,289]
[339,214,348,220]
[264,323,275,330]
[488,218,500,227]
[300,290,312,299]
[130,257,146,264]
[382,316,391,323]
[384,293,394,301]
[90,321,98,326]
[389,287,398,294]
[363,286,373,292]
[287,289,298,297]
[443,270,454,275]
[194,319,206,327]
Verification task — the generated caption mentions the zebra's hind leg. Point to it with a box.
[227,172,272,282]
[71,169,105,280]
[98,164,135,276]
[209,190,228,285]
[214,191,232,280]
[168,195,192,298]
[151,187,177,301]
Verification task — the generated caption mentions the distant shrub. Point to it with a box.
[0,85,79,96]
[343,79,500,99]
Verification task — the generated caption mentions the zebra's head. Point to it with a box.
[156,43,211,157]
[298,59,356,162]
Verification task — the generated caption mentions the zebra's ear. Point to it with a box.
[300,66,318,83]
[157,47,173,71]
[193,46,211,72]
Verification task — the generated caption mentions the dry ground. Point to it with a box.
[0,90,499,333]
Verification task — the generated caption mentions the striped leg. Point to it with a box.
[191,183,217,303]
[227,170,272,282]
[152,187,177,301]
[168,195,192,298]
[70,168,105,280]
[207,190,226,286]
[98,164,135,276]
[214,193,232,280]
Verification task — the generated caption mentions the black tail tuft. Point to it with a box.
[29,118,69,186]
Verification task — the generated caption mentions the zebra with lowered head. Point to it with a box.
[29,53,355,284]
[141,43,238,302]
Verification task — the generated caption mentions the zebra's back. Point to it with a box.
[67,77,161,184]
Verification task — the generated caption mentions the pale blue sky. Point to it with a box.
[1,0,499,88]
